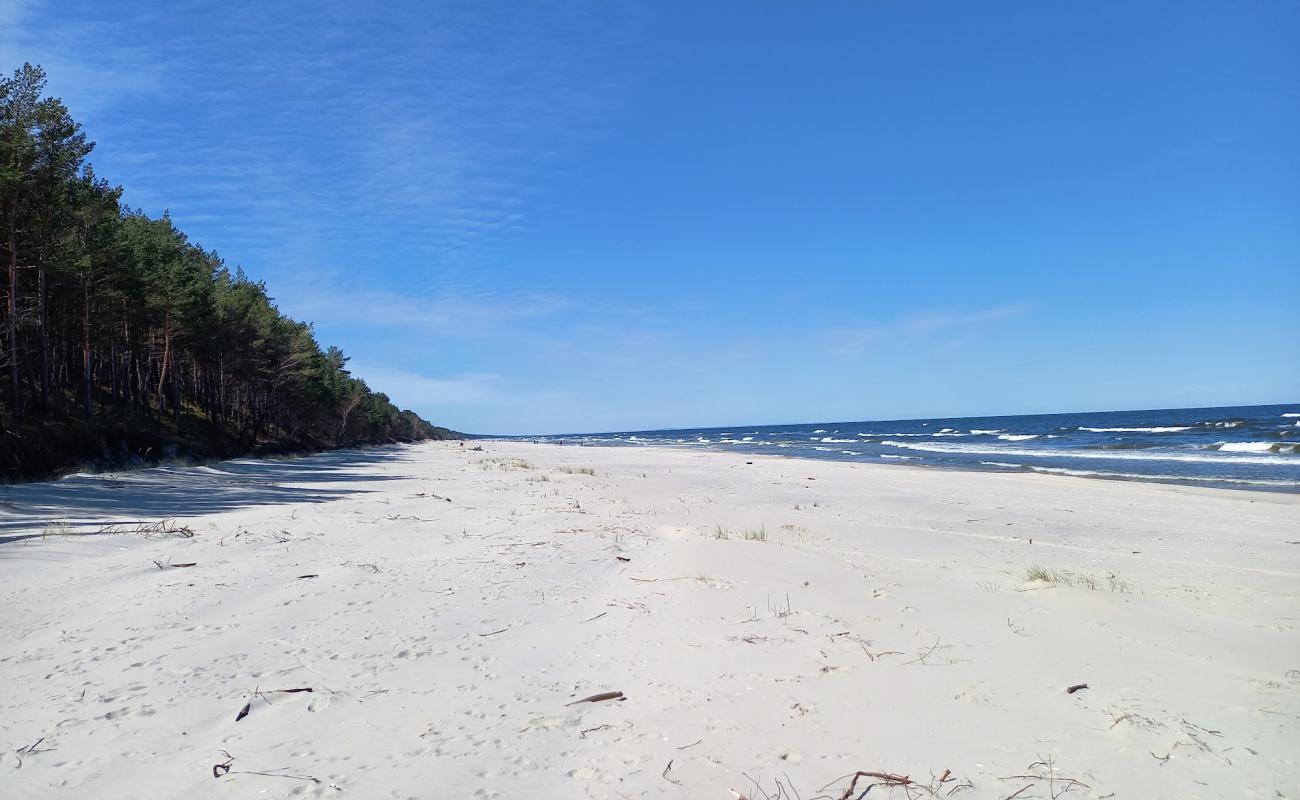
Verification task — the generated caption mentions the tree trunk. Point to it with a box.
[6,215,19,420]
[82,277,92,416]
[38,265,49,411]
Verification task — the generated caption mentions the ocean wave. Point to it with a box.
[1078,426,1192,433]
[1020,465,1300,488]
[812,429,827,433]
[997,434,1039,441]
[820,437,857,443]
[1282,413,1300,418]
[1213,441,1298,454]
[970,429,1003,435]
[878,439,1300,466]
[879,454,917,460]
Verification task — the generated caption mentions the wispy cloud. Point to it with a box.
[6,1,632,265]
[828,301,1033,356]
[278,282,569,337]
[348,364,506,407]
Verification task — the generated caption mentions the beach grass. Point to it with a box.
[479,457,533,471]
[1026,564,1131,592]
[713,524,768,542]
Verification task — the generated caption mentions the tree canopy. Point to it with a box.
[0,64,453,479]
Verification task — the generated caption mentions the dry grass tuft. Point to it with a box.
[479,457,533,471]
[1026,564,1131,592]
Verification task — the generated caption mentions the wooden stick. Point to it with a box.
[837,771,912,799]
[565,690,624,706]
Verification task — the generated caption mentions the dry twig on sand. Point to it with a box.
[905,637,950,665]
[235,687,314,722]
[212,750,321,784]
[662,759,681,785]
[998,756,1090,799]
[14,735,51,767]
[565,690,625,706]
[830,770,912,799]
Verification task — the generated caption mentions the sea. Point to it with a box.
[517,404,1300,492]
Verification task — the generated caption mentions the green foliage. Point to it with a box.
[0,64,452,478]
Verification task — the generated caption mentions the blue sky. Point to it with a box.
[4,1,1297,434]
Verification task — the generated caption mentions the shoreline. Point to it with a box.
[497,438,1300,494]
[2,440,1297,798]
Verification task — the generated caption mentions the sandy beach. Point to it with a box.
[2,441,1297,799]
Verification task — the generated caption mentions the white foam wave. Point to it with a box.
[812,429,827,433]
[970,429,1003,435]
[1281,413,1300,417]
[820,437,856,443]
[1020,465,1300,488]
[878,439,1298,466]
[1078,426,1192,433]
[1215,441,1276,453]
[879,454,916,460]
[998,434,1039,441]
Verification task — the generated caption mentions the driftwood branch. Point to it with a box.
[836,770,912,799]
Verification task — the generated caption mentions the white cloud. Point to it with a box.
[348,364,506,407]
[279,283,569,337]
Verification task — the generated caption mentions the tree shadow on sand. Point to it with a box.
[0,444,420,543]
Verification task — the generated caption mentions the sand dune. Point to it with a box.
[2,441,1297,799]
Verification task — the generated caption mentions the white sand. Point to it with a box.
[2,441,1298,799]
